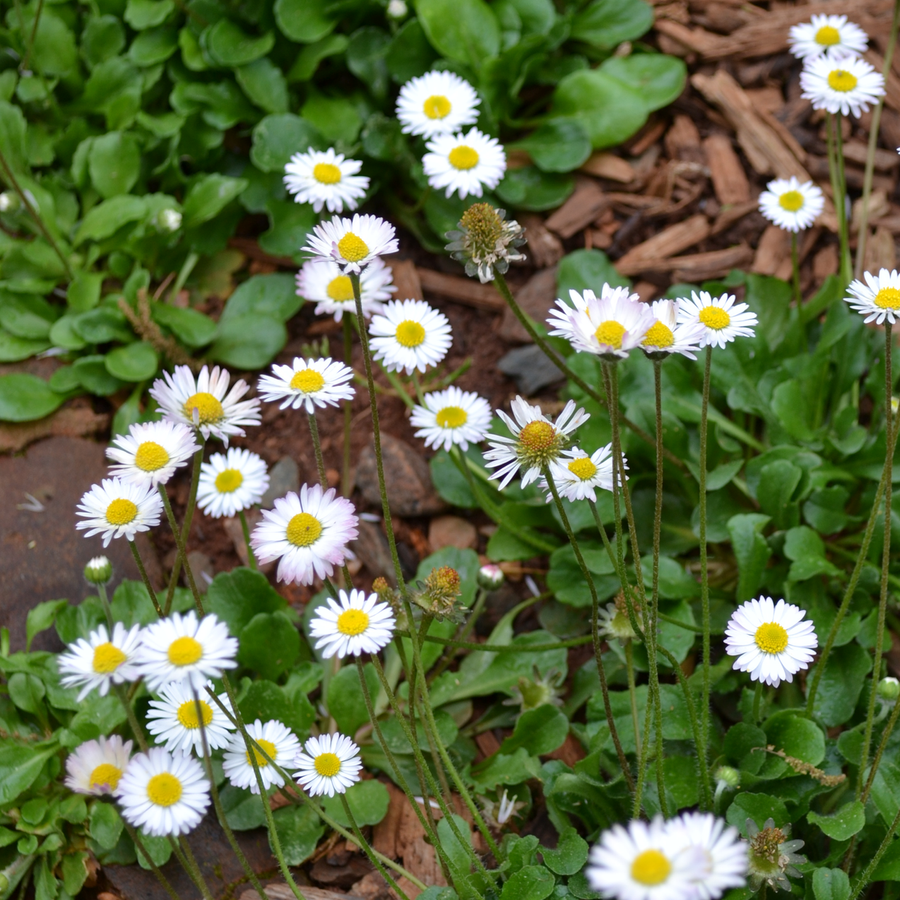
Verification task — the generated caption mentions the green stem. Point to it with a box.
[753,681,764,725]
[378,361,416,410]
[19,0,45,73]
[849,805,900,900]
[625,640,641,761]
[412,629,588,652]
[791,232,801,306]
[827,113,852,287]
[170,838,215,900]
[307,411,329,489]
[97,582,114,630]
[159,485,204,614]
[165,446,203,615]
[114,682,148,751]
[120,820,180,900]
[698,345,713,784]
[342,315,354,498]
[128,541,162,619]
[238,510,258,570]
[862,696,900,803]
[428,587,489,684]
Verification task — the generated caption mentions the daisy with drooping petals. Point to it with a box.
[541,446,620,504]
[58,622,142,701]
[76,477,163,547]
[283,148,369,214]
[146,679,235,755]
[676,291,758,349]
[297,257,395,322]
[257,357,355,413]
[309,589,396,659]
[116,747,210,837]
[672,812,748,900]
[150,365,261,445]
[65,735,133,795]
[368,299,452,375]
[136,611,238,693]
[640,299,706,360]
[303,214,399,275]
[789,14,868,61]
[222,719,299,794]
[800,54,885,117]
[844,268,900,324]
[197,448,269,519]
[484,397,589,490]
[758,177,825,233]
[294,733,362,797]
[251,484,359,585]
[423,128,506,200]
[410,386,492,451]
[106,420,200,487]
[724,596,818,688]
[396,70,480,138]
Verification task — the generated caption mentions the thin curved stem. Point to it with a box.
[862,698,900,803]
[791,232,801,305]
[165,446,203,615]
[698,346,713,786]
[307,411,329,489]
[129,541,162,618]
[159,485,203,614]
[238,510,258,570]
[342,316,354,498]
[120,820,180,900]
[114,682,148,752]
[168,837,215,900]
[849,804,900,900]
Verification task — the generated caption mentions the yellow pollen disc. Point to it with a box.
[827,69,858,92]
[643,322,675,349]
[423,94,451,119]
[134,441,170,472]
[314,752,341,777]
[246,738,277,768]
[755,622,789,654]
[92,642,127,674]
[147,772,182,807]
[313,163,341,185]
[176,699,213,729]
[89,763,122,791]
[290,369,326,393]
[875,287,900,310]
[326,275,355,303]
[519,420,556,451]
[816,25,841,45]
[778,190,805,212]
[395,320,426,348]
[337,609,370,636]
[106,498,138,526]
[631,849,672,886]
[167,636,203,667]
[594,320,626,349]
[699,306,731,330]
[448,146,479,170]
[337,232,369,263]
[215,468,244,493]
[567,457,598,481]
[436,406,468,429]
[286,512,323,547]
[183,392,224,425]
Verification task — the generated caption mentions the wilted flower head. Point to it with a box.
[445,203,526,284]
[597,596,639,642]
[416,566,463,620]
[504,666,565,712]
[745,818,806,892]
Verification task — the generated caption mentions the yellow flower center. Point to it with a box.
[337,609,370,636]
[106,498,138,526]
[631,849,671,886]
[755,622,789,654]
[215,468,244,493]
[423,94,451,119]
[134,441,170,472]
[643,322,674,349]
[815,25,841,46]
[395,320,426,348]
[448,146,479,170]
[699,306,731,330]
[326,275,355,303]
[519,420,556,451]
[314,752,341,777]
[290,369,326,393]
[286,512,323,547]
[435,406,468,429]
[594,320,626,349]
[313,163,341,185]
[167,636,203,667]
[337,233,369,263]
[92,642,127,674]
[827,69,858,92]
[246,738,277,768]
[176,699,213,729]
[147,772,182,807]
[567,457,598,480]
[875,287,900,310]
[89,763,123,791]
[183,392,224,425]
[778,190,805,212]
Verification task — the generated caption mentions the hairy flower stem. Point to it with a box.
[97,582,114,630]
[165,447,203,615]
[159,485,203,614]
[624,641,641,759]
[128,542,162,618]
[849,804,900,900]
[114,682,149,751]
[342,316,354,497]
[698,345,713,786]
[120,820,180,900]
[827,112,852,287]
[307,411,329,488]
[862,697,900,803]
[170,838,216,900]
[791,233,801,305]
[238,510,258,569]
[753,681,764,725]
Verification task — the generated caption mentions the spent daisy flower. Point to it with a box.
[724,596,818,688]
[116,747,210,837]
[640,299,706,360]
[309,588,396,658]
[297,257,395,322]
[58,622,142,701]
[150,365,261,445]
[222,719,300,794]
[65,736,133,795]
[746,818,806,893]
[368,299,452,375]
[283,148,369,214]
[671,812,748,900]
[257,357,355,414]
[137,610,238,693]
[541,446,619,503]
[676,291,758,349]
[844,268,900,324]
[303,213,399,274]
[484,397,589,490]
[800,54,885,117]
[295,733,362,797]
[410,386,492,451]
[758,177,825,233]
[106,420,200,487]
[251,484,359,585]
[76,477,163,547]
[396,70,480,138]
[146,679,235,755]
[197,447,269,519]
[445,203,526,283]
[789,14,868,60]
[423,128,506,200]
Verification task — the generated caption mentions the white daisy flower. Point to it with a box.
[484,397,589,490]
[65,735,133,796]
[396,70,480,138]
[76,477,163,547]
[800,54,885,117]
[724,596,818,688]
[540,446,620,504]
[57,622,143,701]
[303,213,399,275]
[283,148,369,214]
[222,719,300,795]
[197,447,269,519]
[671,812,748,900]
[422,128,506,200]
[136,611,238,693]
[586,816,696,900]
[115,747,210,837]
[257,357,355,414]
[297,257,395,322]
[106,420,200,487]
[844,268,900,324]
[146,679,235,755]
[758,177,825,233]
[789,14,868,60]
[410,386,492,451]
[641,299,707,360]
[150,365,262,445]
[294,733,362,798]
[547,285,656,359]
[251,484,359,585]
[309,588,396,659]
[368,299,452,375]
[675,291,758,349]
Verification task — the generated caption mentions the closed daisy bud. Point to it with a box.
[83,555,113,585]
[65,735,133,795]
[477,563,505,591]
[294,733,362,797]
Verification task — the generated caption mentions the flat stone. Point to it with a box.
[223,510,275,574]
[497,344,564,395]
[351,519,397,585]
[261,456,299,508]
[496,266,559,343]
[239,885,364,900]
[428,515,477,551]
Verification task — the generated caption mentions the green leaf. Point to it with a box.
[238,611,300,682]
[558,249,630,298]
[0,373,64,421]
[872,840,900,881]
[251,114,323,173]
[808,802,865,841]
[30,10,79,75]
[784,525,839,582]
[385,19,439,84]
[346,27,391,101]
[151,304,216,347]
[501,705,569,757]
[300,92,363,146]
[204,20,275,66]
[209,314,286,369]
[471,746,538,789]
[599,55,686,112]
[415,0,500,70]
[0,101,28,178]
[125,0,174,29]
[67,272,104,312]
[510,120,592,173]
[221,273,302,322]
[500,865,555,900]
[129,25,179,65]
[541,827,588,876]
[726,792,789,837]
[207,567,287,636]
[437,814,473,876]
[182,174,249,227]
[0,330,49,361]
[89,132,141,198]
[274,0,337,43]
[72,307,132,344]
[75,195,148,244]
[755,459,802,530]
[327,663,379,735]
[289,34,349,82]
[0,744,56,804]
[104,342,159,382]
[570,0,654,48]
[26,599,68,651]
[89,801,124,849]
[726,514,771,602]
[321,780,390,827]
[135,832,173,869]
[8,672,46,713]
[765,712,825,765]
[0,294,57,339]
[496,167,576,212]
[813,868,850,900]
[239,679,316,740]
[61,851,89,896]
[73,355,127,396]
[219,784,267,831]
[236,58,289,114]
[808,642,871,728]
[272,805,324,865]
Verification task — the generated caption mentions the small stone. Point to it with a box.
[186,551,214,589]
[261,456,299,507]
[428,515,477,551]
[223,511,274,574]
[498,344,564,395]
[351,519,397,585]
[496,266,558,343]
